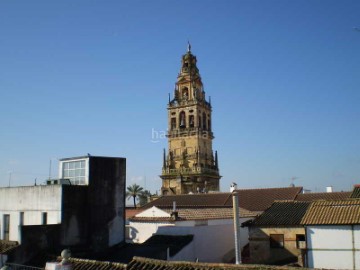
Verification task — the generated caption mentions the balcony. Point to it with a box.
[167,128,213,139]
[161,166,219,176]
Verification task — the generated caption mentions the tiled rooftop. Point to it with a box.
[235,187,303,212]
[0,240,19,254]
[142,193,233,208]
[125,208,143,220]
[60,258,126,270]
[130,206,258,222]
[350,186,360,198]
[126,256,304,270]
[249,201,310,226]
[295,191,351,201]
[141,187,303,213]
[301,199,360,225]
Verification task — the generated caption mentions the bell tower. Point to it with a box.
[160,44,221,195]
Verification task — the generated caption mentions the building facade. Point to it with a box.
[128,206,252,263]
[160,44,220,195]
[246,201,309,266]
[0,155,126,265]
[301,199,360,270]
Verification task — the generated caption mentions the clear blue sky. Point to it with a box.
[0,0,359,194]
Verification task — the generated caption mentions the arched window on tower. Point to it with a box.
[182,87,189,100]
[198,116,202,129]
[182,62,189,72]
[189,115,194,128]
[208,118,211,131]
[202,112,207,130]
[171,118,176,130]
[179,111,186,128]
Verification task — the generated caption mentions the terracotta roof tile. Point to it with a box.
[295,191,351,201]
[125,208,143,220]
[233,187,303,212]
[127,256,303,270]
[130,206,259,222]
[0,240,19,254]
[63,258,126,270]
[141,187,303,213]
[350,186,360,198]
[301,199,360,225]
[250,201,310,226]
[141,193,233,208]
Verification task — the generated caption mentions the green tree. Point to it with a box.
[139,190,152,206]
[126,184,144,208]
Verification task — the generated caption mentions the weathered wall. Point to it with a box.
[0,254,8,268]
[10,225,60,265]
[306,225,360,270]
[249,226,305,265]
[0,186,62,242]
[60,185,88,246]
[87,157,126,249]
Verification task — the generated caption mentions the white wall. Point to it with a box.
[306,225,360,270]
[128,222,174,243]
[0,186,62,242]
[157,223,234,262]
[129,217,251,263]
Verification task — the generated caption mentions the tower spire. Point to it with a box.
[187,41,191,53]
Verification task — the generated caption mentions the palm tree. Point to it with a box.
[126,184,144,208]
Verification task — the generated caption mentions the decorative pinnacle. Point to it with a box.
[187,41,191,52]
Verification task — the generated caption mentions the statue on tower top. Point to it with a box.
[187,41,191,53]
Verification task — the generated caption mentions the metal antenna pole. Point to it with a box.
[8,171,12,187]
[49,159,52,180]
[232,192,242,264]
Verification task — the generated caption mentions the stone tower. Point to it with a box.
[160,44,221,195]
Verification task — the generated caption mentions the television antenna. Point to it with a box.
[290,176,299,187]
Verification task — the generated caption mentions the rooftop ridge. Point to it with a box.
[298,191,350,194]
[128,256,303,270]
[235,186,303,191]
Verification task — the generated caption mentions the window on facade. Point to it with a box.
[270,234,284,248]
[171,118,176,130]
[62,160,86,185]
[42,212,47,225]
[296,234,306,249]
[198,116,202,128]
[19,212,24,226]
[3,214,10,241]
[189,115,194,128]
[179,111,186,128]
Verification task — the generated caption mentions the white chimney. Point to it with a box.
[326,186,333,193]
[230,182,238,192]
